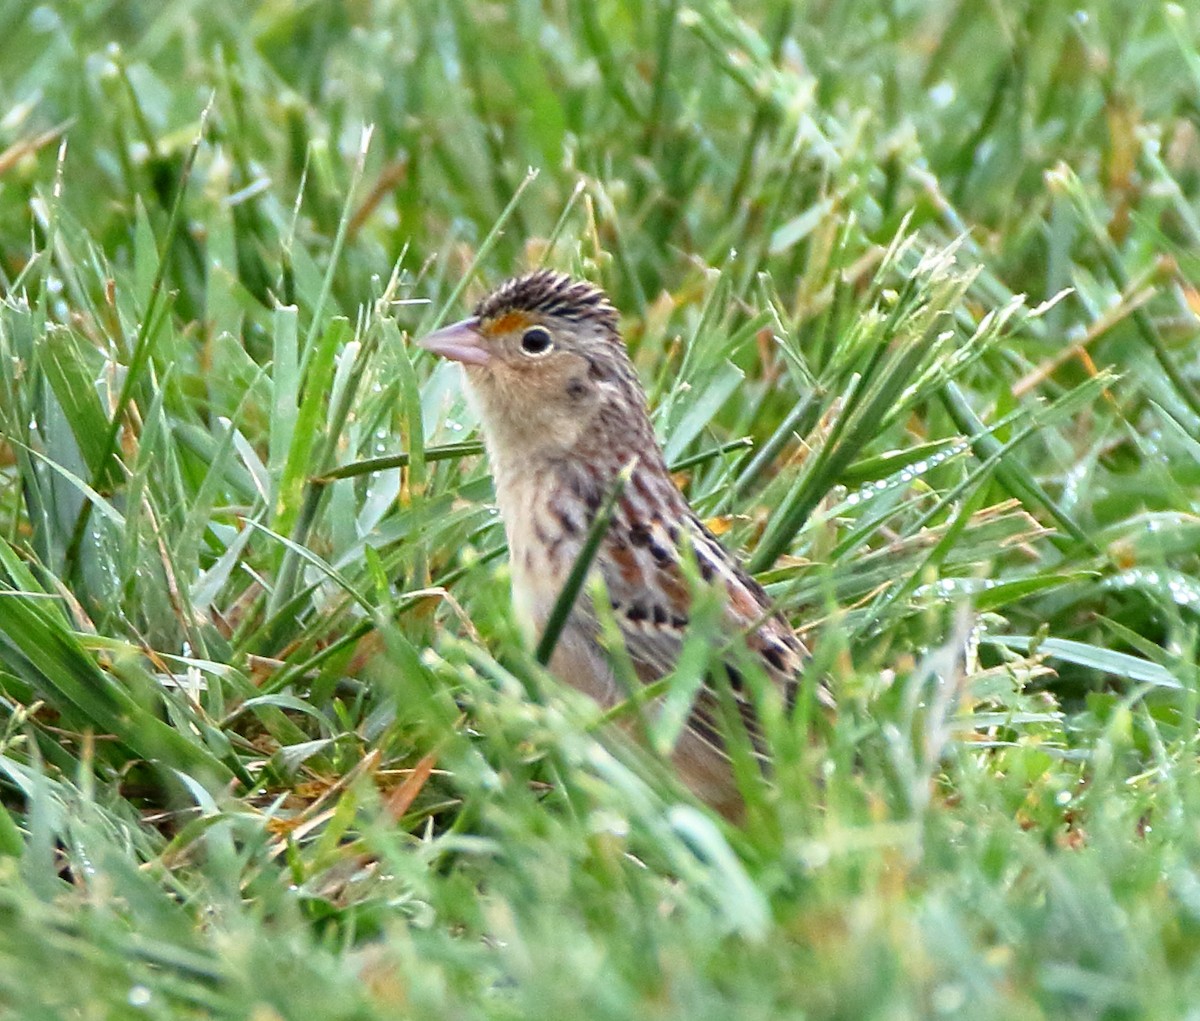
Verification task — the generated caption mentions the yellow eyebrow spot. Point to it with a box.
[485,311,531,335]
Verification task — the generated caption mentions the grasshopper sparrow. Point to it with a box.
[419,270,828,815]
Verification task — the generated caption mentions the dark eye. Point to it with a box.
[520,326,553,355]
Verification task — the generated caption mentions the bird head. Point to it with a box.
[418,270,646,462]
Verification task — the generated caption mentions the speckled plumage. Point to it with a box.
[419,270,828,815]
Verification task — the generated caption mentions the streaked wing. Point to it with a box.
[583,495,820,758]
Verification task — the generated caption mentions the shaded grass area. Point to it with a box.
[0,1,1199,1017]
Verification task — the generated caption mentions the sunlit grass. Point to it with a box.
[1,1,1199,1018]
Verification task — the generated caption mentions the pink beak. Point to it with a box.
[417,317,490,366]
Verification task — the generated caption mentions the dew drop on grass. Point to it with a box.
[127,986,151,1008]
[928,81,955,108]
[30,6,62,31]
[932,984,966,1014]
[1167,576,1199,607]
[797,842,830,870]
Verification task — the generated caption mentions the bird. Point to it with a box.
[417,269,829,816]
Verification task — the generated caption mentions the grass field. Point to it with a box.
[1,1,1199,1017]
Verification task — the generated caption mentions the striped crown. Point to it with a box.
[475,270,619,335]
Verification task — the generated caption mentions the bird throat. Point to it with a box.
[487,449,598,642]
